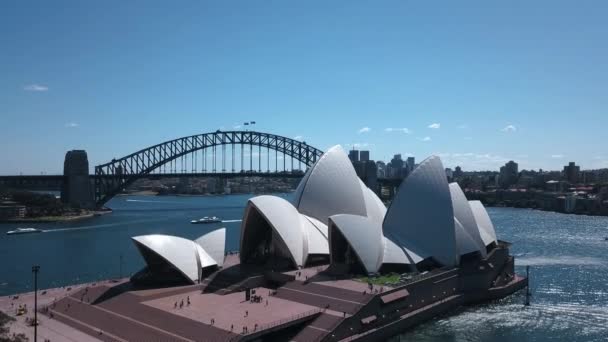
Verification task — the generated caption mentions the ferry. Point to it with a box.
[190,216,221,224]
[6,228,43,235]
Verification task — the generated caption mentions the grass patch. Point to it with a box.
[356,273,401,285]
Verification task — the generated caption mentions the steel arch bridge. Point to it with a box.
[94,131,323,207]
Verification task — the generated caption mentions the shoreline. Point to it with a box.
[0,210,112,223]
[483,203,608,217]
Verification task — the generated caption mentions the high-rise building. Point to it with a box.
[350,151,378,193]
[499,161,519,188]
[406,157,415,173]
[563,162,580,183]
[360,150,370,162]
[348,150,360,162]
[389,154,404,178]
[376,161,386,178]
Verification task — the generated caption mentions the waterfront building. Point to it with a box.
[563,162,580,183]
[0,201,26,219]
[35,145,524,342]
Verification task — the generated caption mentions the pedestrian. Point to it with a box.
[245,310,248,317]
[231,324,233,331]
[343,311,346,317]
[174,302,177,309]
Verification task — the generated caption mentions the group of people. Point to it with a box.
[364,282,384,295]
[173,296,191,309]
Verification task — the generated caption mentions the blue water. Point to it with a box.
[1,195,607,341]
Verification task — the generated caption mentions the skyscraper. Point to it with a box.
[348,150,360,162]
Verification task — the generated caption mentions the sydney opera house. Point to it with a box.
[134,146,505,280]
[43,145,527,342]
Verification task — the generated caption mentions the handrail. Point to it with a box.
[241,307,322,335]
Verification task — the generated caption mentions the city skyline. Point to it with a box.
[2,1,608,174]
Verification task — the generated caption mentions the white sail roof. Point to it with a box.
[294,145,367,224]
[383,155,458,266]
[382,236,423,265]
[454,218,480,256]
[195,228,226,267]
[329,214,384,274]
[449,183,487,257]
[303,215,329,255]
[132,234,213,283]
[469,200,498,246]
[243,195,307,266]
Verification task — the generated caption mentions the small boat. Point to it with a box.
[6,228,43,235]
[190,216,222,224]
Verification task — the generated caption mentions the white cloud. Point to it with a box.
[428,123,441,129]
[358,127,371,134]
[384,127,411,134]
[293,135,303,141]
[65,122,79,128]
[501,124,517,132]
[418,136,431,142]
[551,154,564,159]
[24,84,48,92]
[233,125,242,129]
[346,142,371,148]
[457,124,469,129]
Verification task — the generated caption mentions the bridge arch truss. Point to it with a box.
[94,131,323,207]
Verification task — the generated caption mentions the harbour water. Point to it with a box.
[1,194,607,341]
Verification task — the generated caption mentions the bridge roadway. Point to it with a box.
[0,172,305,191]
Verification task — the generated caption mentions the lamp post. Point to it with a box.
[32,265,40,342]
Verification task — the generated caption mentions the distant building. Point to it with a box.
[389,154,405,178]
[376,161,386,178]
[445,168,453,181]
[359,151,370,162]
[454,166,464,178]
[348,150,360,162]
[499,161,518,188]
[0,201,26,219]
[406,157,415,173]
[563,162,580,183]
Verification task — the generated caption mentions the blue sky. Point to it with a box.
[1,0,607,174]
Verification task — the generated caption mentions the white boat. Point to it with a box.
[6,228,43,235]
[190,216,222,224]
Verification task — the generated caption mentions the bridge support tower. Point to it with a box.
[61,150,95,209]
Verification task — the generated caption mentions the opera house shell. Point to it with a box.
[330,155,499,274]
[239,145,385,269]
[131,228,226,285]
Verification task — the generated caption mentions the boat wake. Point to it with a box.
[221,219,242,223]
[42,218,169,233]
